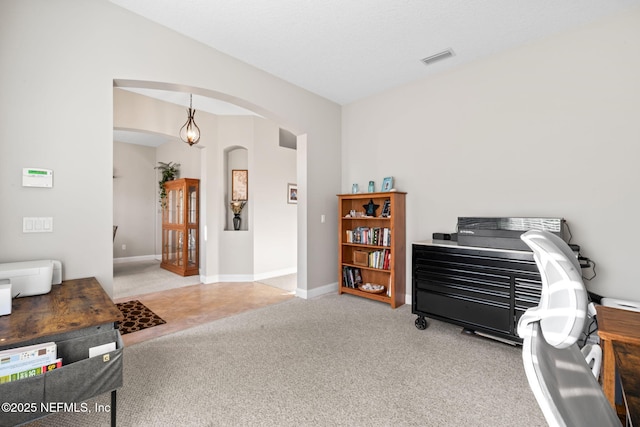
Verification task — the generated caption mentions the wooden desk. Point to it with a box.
[0,277,123,427]
[597,305,640,409]
[0,276,122,345]
[613,341,640,427]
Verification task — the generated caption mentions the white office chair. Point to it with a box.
[517,230,619,427]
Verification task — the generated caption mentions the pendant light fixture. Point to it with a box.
[179,94,201,146]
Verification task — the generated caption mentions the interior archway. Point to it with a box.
[112,79,304,298]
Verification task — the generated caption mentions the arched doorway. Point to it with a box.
[112,81,302,298]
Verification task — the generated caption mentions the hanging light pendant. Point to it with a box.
[179,94,201,146]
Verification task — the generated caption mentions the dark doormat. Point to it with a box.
[116,300,166,335]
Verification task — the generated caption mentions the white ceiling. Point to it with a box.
[110,0,639,105]
[111,0,639,146]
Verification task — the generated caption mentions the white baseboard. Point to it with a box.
[113,254,157,264]
[215,274,255,283]
[200,274,218,284]
[208,268,297,284]
[119,262,412,305]
[253,267,297,282]
[296,281,338,300]
[296,284,412,304]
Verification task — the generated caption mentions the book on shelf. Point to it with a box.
[353,268,363,286]
[347,227,391,246]
[342,266,363,288]
[367,248,391,270]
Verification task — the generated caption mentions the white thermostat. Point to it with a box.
[23,168,53,188]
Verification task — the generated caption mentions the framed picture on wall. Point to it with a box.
[287,183,298,204]
[232,169,248,201]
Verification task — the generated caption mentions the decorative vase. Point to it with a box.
[368,181,375,192]
[230,201,247,231]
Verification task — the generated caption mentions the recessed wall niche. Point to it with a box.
[225,146,249,231]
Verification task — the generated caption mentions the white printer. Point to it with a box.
[0,260,62,298]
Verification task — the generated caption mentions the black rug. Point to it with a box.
[116,300,166,335]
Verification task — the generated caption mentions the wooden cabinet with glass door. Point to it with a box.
[161,178,199,276]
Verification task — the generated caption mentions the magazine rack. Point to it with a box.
[0,277,123,427]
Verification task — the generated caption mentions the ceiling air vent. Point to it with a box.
[421,49,455,66]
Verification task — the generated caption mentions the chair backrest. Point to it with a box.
[520,321,620,427]
[518,230,619,427]
[519,230,586,348]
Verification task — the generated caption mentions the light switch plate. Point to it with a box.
[23,217,53,233]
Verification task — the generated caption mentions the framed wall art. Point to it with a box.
[287,183,298,204]
[232,169,248,201]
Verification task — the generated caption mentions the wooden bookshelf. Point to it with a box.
[338,191,406,308]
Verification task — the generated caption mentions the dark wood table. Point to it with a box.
[597,305,640,410]
[614,341,640,427]
[0,277,123,427]
[0,276,122,346]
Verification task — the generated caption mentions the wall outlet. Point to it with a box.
[321,214,326,223]
[122,244,126,250]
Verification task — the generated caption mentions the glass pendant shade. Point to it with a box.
[180,94,201,146]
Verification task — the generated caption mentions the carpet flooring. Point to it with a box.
[28,293,546,427]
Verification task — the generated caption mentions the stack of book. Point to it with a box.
[346,227,391,246]
[369,249,391,270]
[342,266,363,288]
[0,342,62,384]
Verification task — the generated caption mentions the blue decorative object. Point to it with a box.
[368,181,375,192]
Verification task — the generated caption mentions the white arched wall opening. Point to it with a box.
[224,146,248,231]
[113,79,306,294]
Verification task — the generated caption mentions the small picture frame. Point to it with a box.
[380,200,391,218]
[381,176,393,192]
[287,183,298,204]
[232,169,248,201]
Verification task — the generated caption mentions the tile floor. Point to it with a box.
[114,281,295,346]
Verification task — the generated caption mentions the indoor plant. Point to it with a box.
[156,161,180,206]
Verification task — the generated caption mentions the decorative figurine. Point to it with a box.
[363,199,380,217]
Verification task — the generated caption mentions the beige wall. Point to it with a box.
[342,7,640,302]
[112,141,156,259]
[0,0,341,296]
[252,118,297,278]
